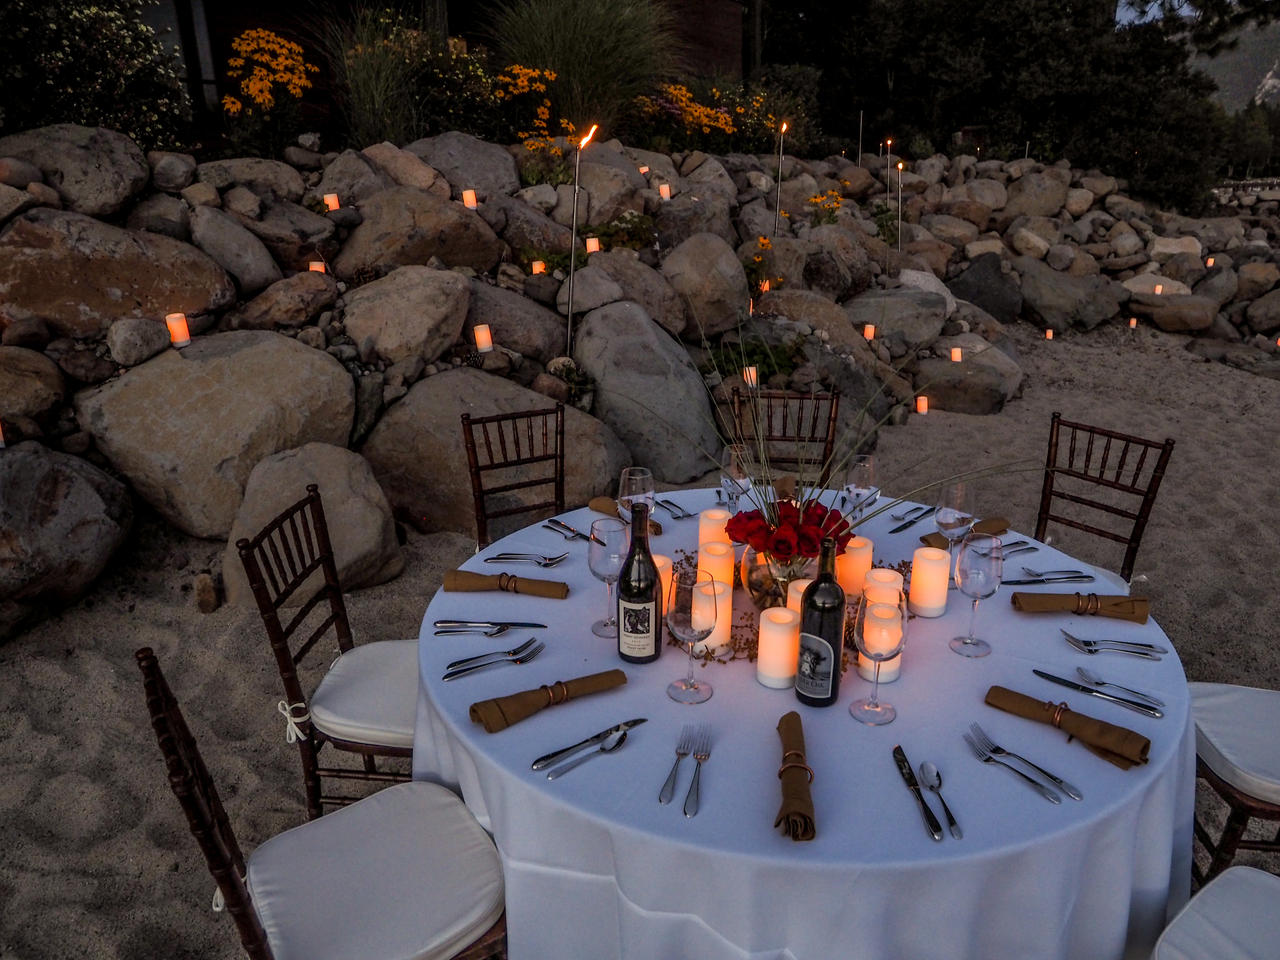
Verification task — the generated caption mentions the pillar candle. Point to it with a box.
[864,568,903,604]
[908,546,950,617]
[743,365,758,388]
[697,541,735,591]
[653,554,672,617]
[308,261,326,273]
[863,323,875,340]
[473,324,493,353]
[658,183,671,200]
[323,193,340,211]
[757,607,800,688]
[531,260,546,275]
[165,312,190,348]
[698,508,730,546]
[462,189,478,209]
[692,580,732,654]
[950,347,962,362]
[858,602,903,682]
[786,577,813,614]
[836,536,873,597]
[585,237,600,253]
[915,396,928,414]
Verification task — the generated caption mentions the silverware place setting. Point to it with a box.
[542,523,578,540]
[1076,667,1165,707]
[1032,669,1164,718]
[432,619,547,637]
[1002,573,1095,586]
[658,723,702,805]
[892,745,944,841]
[532,718,647,772]
[546,517,605,544]
[656,498,695,520]
[969,722,1083,800]
[1060,628,1167,660]
[888,506,936,534]
[440,639,545,681]
[889,504,930,521]
[483,552,569,568]
[963,732,1063,803]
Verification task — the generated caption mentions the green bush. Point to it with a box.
[0,0,190,148]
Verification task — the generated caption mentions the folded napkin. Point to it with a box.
[587,496,663,535]
[1010,591,1148,624]
[985,685,1150,769]
[774,711,816,841]
[443,569,569,599]
[469,669,627,733]
[918,516,1009,550]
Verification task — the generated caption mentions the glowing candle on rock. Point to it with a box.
[698,508,730,546]
[950,347,962,362]
[323,194,340,211]
[1129,317,1138,329]
[531,260,546,275]
[836,536,873,597]
[915,396,929,414]
[473,324,493,353]
[638,165,650,175]
[864,323,875,340]
[757,606,800,688]
[462,189,478,209]
[697,541,735,590]
[1154,283,1163,295]
[0,419,5,449]
[309,261,326,273]
[653,553,673,617]
[858,602,903,682]
[761,279,771,292]
[165,312,191,348]
[585,236,600,254]
[693,579,732,654]
[743,365,758,388]
[1206,256,1215,268]
[659,183,672,201]
[1045,329,1054,340]
[787,577,813,614]
[908,546,950,617]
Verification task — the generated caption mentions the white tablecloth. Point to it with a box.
[414,490,1194,960]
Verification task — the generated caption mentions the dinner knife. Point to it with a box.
[547,517,605,545]
[892,745,944,841]
[531,718,648,770]
[1001,576,1095,586]
[433,620,548,629]
[1032,670,1164,718]
[888,506,936,535]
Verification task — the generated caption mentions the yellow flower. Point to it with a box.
[222,94,243,116]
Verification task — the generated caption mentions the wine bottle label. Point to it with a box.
[795,632,835,699]
[618,599,658,658]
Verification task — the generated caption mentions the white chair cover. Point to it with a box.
[1152,865,1280,960]
[310,640,419,748]
[1190,682,1280,804]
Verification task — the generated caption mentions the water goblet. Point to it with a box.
[849,592,907,725]
[588,518,629,638]
[666,570,715,704]
[618,466,655,518]
[950,533,1002,658]
[719,444,753,513]
[935,481,976,573]
[843,454,878,520]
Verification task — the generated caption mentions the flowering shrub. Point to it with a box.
[221,28,317,155]
[726,500,854,561]
[0,0,190,148]
[745,235,784,294]
[497,65,575,186]
[806,189,843,225]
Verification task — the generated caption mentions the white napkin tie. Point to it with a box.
[277,700,310,743]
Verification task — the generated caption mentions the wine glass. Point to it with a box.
[842,454,878,520]
[617,466,655,518]
[935,481,975,573]
[666,570,715,704]
[719,444,753,512]
[588,518,629,638]
[849,592,907,725]
[950,533,1002,658]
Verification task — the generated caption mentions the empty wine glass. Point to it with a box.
[951,533,1002,658]
[666,570,715,704]
[843,454,878,520]
[849,592,907,725]
[719,444,753,512]
[618,466,655,518]
[588,518,629,638]
[935,481,976,573]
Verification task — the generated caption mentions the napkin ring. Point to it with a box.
[1043,700,1071,727]
[1073,592,1101,616]
[778,761,814,783]
[542,680,569,706]
[498,573,519,593]
[781,750,806,763]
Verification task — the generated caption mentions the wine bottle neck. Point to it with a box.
[817,537,837,578]
[630,502,650,547]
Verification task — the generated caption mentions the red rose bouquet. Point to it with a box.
[725,498,854,561]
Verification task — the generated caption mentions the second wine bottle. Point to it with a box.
[616,501,661,664]
[795,537,846,707]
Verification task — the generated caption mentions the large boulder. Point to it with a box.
[486,194,574,254]
[312,149,392,205]
[196,157,304,202]
[466,280,564,363]
[342,266,470,365]
[947,178,1008,211]
[898,268,957,317]
[999,172,1068,224]
[555,265,624,315]
[105,317,170,367]
[404,131,520,199]
[1246,289,1280,333]
[189,206,282,294]
[662,232,750,338]
[74,332,354,538]
[916,333,1024,414]
[362,367,629,537]
[1013,256,1126,331]
[590,249,687,337]
[233,199,336,270]
[757,288,859,353]
[804,225,875,300]
[231,272,339,330]
[655,192,737,249]
[0,125,147,216]
[0,210,235,339]
[1236,261,1280,302]
[222,443,402,607]
[0,346,64,423]
[332,186,503,278]
[579,161,642,225]
[361,142,450,196]
[1128,293,1217,332]
[0,443,132,639]
[842,289,948,352]
[573,300,719,483]
[126,193,190,240]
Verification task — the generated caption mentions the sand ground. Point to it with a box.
[2,322,1278,958]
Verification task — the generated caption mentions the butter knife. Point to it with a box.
[892,745,944,841]
[531,718,647,770]
[547,517,605,545]
[888,506,936,534]
[1001,575,1095,585]
[1032,669,1164,718]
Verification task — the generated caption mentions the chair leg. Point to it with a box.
[363,754,377,775]
[299,739,324,820]
[1204,807,1251,883]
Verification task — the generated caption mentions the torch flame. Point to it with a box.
[579,124,598,149]
[780,121,788,134]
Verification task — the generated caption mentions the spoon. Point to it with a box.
[546,730,628,780]
[1075,666,1165,707]
[919,761,962,839]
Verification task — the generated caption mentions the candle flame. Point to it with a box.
[579,124,598,149]
[897,161,903,170]
[780,121,788,134]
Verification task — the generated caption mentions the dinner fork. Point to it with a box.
[1076,667,1165,707]
[441,641,545,681]
[445,636,541,672]
[1062,632,1161,660]
[1061,629,1168,658]
[484,552,569,567]
[682,728,712,818]
[659,724,699,804]
[969,722,1083,800]
[963,733,1062,803]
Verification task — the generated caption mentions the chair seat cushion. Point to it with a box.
[310,640,418,749]
[248,781,504,960]
[1152,865,1280,959]
[1191,682,1280,805]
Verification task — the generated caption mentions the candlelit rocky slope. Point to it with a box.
[3,121,1280,639]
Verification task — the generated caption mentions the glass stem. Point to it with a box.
[685,636,697,686]
[967,597,980,643]
[605,580,615,626]
[869,659,882,708]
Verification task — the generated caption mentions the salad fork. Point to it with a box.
[484,552,569,567]
[969,722,1083,800]
[1061,629,1168,657]
[441,641,545,681]
[683,728,712,818]
[1062,632,1161,660]
[446,636,540,671]
[963,733,1062,803]
[1076,667,1165,707]
[659,724,699,804]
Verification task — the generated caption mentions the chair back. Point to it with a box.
[136,647,273,959]
[235,485,354,711]
[730,388,841,487]
[1034,411,1175,582]
[461,404,566,548]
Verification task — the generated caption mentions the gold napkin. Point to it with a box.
[774,711,816,841]
[443,570,569,599]
[919,516,1009,550]
[587,496,662,535]
[985,686,1150,769]
[468,669,627,733]
[1010,592,1149,624]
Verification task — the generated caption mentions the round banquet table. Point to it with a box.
[413,489,1194,960]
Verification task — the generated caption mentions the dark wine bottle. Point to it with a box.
[795,537,846,707]
[616,501,661,664]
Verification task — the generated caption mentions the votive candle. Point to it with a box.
[692,580,732,654]
[473,324,494,353]
[743,365,758,388]
[585,237,600,254]
[858,602,903,682]
[908,546,950,617]
[697,541,735,590]
[659,183,672,200]
[165,312,191,348]
[757,607,800,688]
[531,260,546,275]
[323,193,340,211]
[915,396,928,414]
[787,577,813,614]
[309,261,326,273]
[462,189,478,209]
[950,347,962,362]
[638,164,650,175]
[836,536,874,597]
[1154,283,1163,295]
[1206,256,1215,268]
[1045,329,1054,340]
[653,553,673,617]
[1129,317,1138,329]
[698,508,730,546]
[864,324,875,340]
